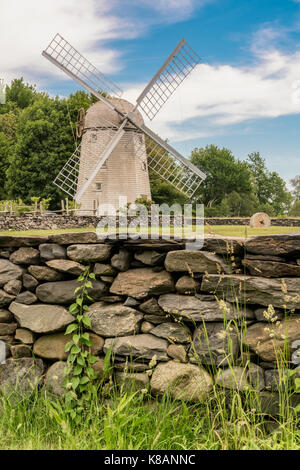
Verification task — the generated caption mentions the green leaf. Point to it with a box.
[89,273,96,279]
[73,365,83,376]
[88,355,98,364]
[69,303,79,314]
[65,323,78,335]
[64,341,74,352]
[82,316,92,327]
[77,356,85,366]
[72,333,80,344]
[76,297,83,306]
[85,281,93,288]
[80,376,89,385]
[71,345,81,355]
[71,376,80,390]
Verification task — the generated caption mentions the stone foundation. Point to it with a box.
[0,232,299,408]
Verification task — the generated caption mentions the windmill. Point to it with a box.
[42,34,206,214]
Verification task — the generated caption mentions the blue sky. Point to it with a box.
[1,0,300,184]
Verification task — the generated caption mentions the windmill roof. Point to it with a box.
[84,97,144,129]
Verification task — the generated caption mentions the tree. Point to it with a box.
[247,152,292,215]
[4,78,36,110]
[190,145,252,206]
[291,175,300,201]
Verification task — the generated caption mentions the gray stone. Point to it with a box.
[0,309,13,322]
[39,243,66,261]
[36,279,107,304]
[158,293,253,322]
[150,322,191,344]
[67,244,111,262]
[9,301,74,333]
[100,295,123,303]
[0,358,44,400]
[242,259,300,277]
[15,328,35,344]
[265,369,281,391]
[215,364,265,391]
[11,344,32,359]
[143,314,169,324]
[203,236,244,255]
[0,259,23,287]
[15,291,37,305]
[22,273,38,291]
[111,249,131,272]
[167,344,187,362]
[104,334,169,361]
[0,235,48,247]
[175,275,200,294]
[33,332,104,360]
[0,249,12,259]
[165,250,231,274]
[0,323,17,335]
[110,268,174,300]
[49,232,98,245]
[10,247,40,265]
[150,361,213,403]
[87,302,143,337]
[134,250,165,266]
[139,297,165,316]
[0,289,15,307]
[243,316,300,362]
[191,323,239,366]
[254,307,283,322]
[245,234,300,257]
[46,259,85,275]
[28,265,64,282]
[201,274,300,309]
[141,321,154,333]
[100,276,114,284]
[44,361,66,397]
[115,372,149,392]
[114,361,150,372]
[258,391,300,416]
[123,297,141,308]
[3,279,22,296]
[94,263,116,276]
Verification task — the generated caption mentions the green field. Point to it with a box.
[0,225,299,238]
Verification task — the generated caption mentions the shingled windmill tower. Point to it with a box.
[42,34,206,214]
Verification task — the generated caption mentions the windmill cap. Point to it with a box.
[84,97,144,129]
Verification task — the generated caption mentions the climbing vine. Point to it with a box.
[63,266,99,421]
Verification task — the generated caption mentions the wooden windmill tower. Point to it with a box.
[42,34,206,214]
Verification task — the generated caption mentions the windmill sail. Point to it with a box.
[53,144,81,198]
[42,34,123,99]
[136,39,200,120]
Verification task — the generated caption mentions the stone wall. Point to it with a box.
[0,215,299,231]
[0,232,299,407]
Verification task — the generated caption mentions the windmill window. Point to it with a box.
[91,133,97,142]
[95,183,102,191]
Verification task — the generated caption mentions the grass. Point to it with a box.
[0,385,299,450]
[0,225,299,237]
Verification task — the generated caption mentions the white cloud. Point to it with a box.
[123,44,300,141]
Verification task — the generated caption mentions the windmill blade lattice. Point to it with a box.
[43,33,123,98]
[135,126,205,200]
[136,39,200,120]
[53,144,81,198]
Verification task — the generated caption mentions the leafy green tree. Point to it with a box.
[289,200,300,216]
[4,78,36,110]
[290,175,300,201]
[247,152,292,215]
[190,145,252,206]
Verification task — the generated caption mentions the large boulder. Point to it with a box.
[110,268,174,299]
[0,235,48,247]
[158,293,254,322]
[139,297,165,316]
[15,291,37,305]
[33,332,104,360]
[201,274,300,309]
[9,301,74,333]
[0,357,44,400]
[66,244,111,262]
[215,364,265,391]
[10,247,40,265]
[134,250,165,266]
[28,265,64,282]
[245,234,300,257]
[243,316,300,362]
[150,322,191,344]
[175,275,200,294]
[104,334,169,361]
[3,279,22,296]
[203,236,244,255]
[191,322,239,366]
[111,249,131,272]
[87,302,143,337]
[46,259,85,275]
[242,259,300,278]
[165,250,231,274]
[36,279,107,304]
[39,243,66,261]
[150,361,213,402]
[0,259,23,287]
[49,232,98,245]
[115,372,149,392]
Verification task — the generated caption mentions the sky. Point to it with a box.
[1,0,300,184]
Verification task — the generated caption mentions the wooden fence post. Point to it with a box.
[61,199,65,215]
